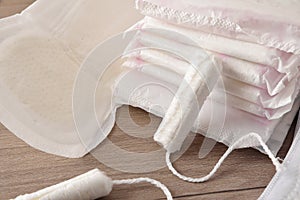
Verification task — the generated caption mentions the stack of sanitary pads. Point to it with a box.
[119,0,300,154]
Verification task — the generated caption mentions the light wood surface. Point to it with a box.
[0,1,296,200]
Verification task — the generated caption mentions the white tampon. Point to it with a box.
[13,169,113,200]
[154,56,220,153]
[12,169,173,200]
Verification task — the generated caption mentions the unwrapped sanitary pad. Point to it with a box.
[0,0,141,157]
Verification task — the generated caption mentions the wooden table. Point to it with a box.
[0,1,296,199]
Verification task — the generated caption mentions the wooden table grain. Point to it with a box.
[0,1,296,200]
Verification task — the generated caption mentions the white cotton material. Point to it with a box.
[259,112,300,200]
[13,169,113,200]
[154,56,220,153]
[136,0,300,55]
[0,0,141,157]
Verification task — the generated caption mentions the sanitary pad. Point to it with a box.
[136,0,300,54]
[0,0,141,157]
